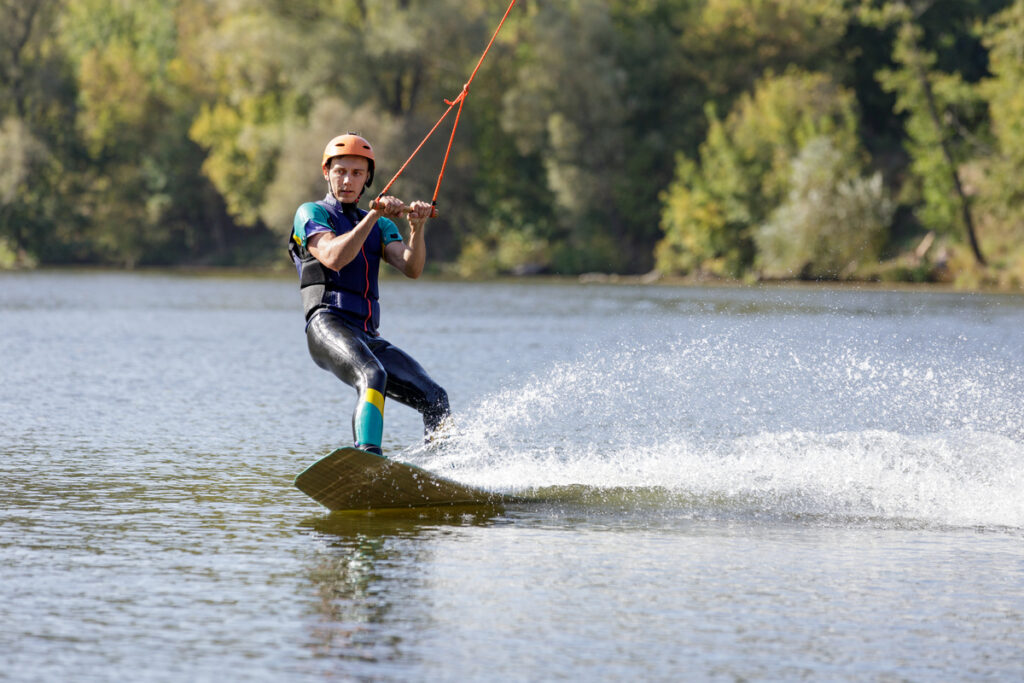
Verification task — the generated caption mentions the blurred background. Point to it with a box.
[2,0,1022,288]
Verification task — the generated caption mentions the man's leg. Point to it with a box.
[306,312,388,454]
[370,339,451,436]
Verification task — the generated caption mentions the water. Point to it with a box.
[1,271,1022,681]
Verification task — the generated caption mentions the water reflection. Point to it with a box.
[302,506,504,539]
[297,508,501,663]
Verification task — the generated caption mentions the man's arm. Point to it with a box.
[308,197,406,271]
[307,209,378,270]
[383,201,432,279]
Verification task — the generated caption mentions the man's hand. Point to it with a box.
[382,199,431,278]
[406,201,433,230]
[373,195,407,219]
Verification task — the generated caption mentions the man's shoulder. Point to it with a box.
[294,201,331,225]
[293,201,335,246]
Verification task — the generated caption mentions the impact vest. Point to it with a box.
[289,196,398,335]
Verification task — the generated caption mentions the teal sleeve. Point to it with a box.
[378,217,403,245]
[292,203,333,247]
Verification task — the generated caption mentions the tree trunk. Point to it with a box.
[915,64,986,266]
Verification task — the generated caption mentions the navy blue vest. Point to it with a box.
[289,196,387,335]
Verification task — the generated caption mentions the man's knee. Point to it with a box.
[427,383,448,411]
[361,361,388,394]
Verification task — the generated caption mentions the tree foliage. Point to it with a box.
[756,137,894,279]
[973,0,1024,284]
[656,69,862,277]
[0,0,1021,287]
[870,2,989,265]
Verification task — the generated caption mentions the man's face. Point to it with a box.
[325,155,370,202]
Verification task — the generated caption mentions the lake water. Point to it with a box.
[1,270,1022,681]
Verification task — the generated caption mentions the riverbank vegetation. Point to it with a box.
[2,0,1022,289]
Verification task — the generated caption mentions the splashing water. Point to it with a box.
[412,331,1024,529]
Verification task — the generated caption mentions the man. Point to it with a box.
[289,133,449,456]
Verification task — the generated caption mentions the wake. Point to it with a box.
[409,334,1024,529]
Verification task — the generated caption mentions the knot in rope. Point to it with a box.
[445,84,471,107]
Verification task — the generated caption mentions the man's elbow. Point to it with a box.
[309,242,350,272]
[326,254,354,272]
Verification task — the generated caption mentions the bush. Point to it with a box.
[657,68,865,278]
[755,138,895,279]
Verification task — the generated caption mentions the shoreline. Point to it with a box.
[2,263,1022,295]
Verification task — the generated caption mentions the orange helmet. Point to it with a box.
[321,133,375,187]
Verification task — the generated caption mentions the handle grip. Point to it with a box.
[371,198,439,218]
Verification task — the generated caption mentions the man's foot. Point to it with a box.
[355,443,384,456]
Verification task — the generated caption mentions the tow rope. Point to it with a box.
[373,0,518,217]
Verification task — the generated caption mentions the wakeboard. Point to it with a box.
[294,447,503,511]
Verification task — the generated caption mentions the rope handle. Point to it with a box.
[368,197,429,218]
[369,199,412,215]
[374,0,518,216]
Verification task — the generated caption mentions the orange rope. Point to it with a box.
[431,87,467,207]
[375,0,518,216]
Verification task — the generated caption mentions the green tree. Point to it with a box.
[657,68,864,277]
[756,137,894,279]
[55,0,222,265]
[496,0,637,273]
[975,0,1024,283]
[1,0,63,120]
[678,0,848,101]
[0,0,79,264]
[185,3,307,230]
[602,0,708,272]
[866,0,997,266]
[980,1,1024,175]
[0,117,49,265]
